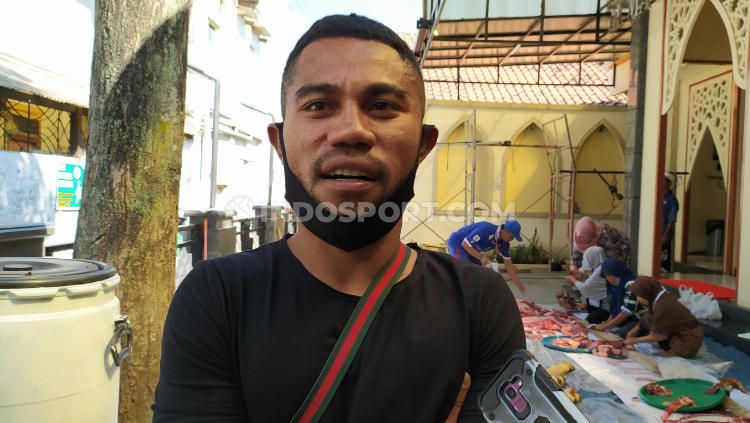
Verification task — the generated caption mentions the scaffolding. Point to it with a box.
[403,112,631,268]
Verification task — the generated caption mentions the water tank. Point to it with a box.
[0,257,130,422]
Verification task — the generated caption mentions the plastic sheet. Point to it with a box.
[527,339,666,421]
[527,339,611,393]
[635,342,733,382]
[576,397,645,423]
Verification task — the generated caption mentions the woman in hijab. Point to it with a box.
[570,216,632,271]
[624,277,704,358]
[566,246,609,323]
[592,258,646,338]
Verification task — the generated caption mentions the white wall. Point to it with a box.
[0,151,85,246]
[737,44,750,308]
[405,100,629,256]
[636,0,666,275]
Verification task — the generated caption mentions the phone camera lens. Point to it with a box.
[506,387,517,399]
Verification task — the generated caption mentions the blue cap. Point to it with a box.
[503,219,523,242]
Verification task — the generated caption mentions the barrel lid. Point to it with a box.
[0,257,116,288]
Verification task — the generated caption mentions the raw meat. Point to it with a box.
[704,383,721,395]
[645,383,674,396]
[592,344,623,358]
[552,338,582,349]
[661,396,695,422]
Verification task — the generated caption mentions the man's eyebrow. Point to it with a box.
[295,83,338,101]
[364,83,408,100]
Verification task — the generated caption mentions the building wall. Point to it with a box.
[636,0,666,275]
[182,0,283,217]
[737,15,750,306]
[739,69,750,307]
[405,100,629,258]
[0,151,84,245]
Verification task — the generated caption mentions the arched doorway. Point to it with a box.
[665,0,742,278]
[682,131,727,273]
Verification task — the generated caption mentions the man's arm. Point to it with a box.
[462,239,490,265]
[458,273,526,422]
[152,261,246,422]
[625,332,668,345]
[502,258,526,293]
[593,312,628,331]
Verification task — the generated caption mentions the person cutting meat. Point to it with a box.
[447,219,526,293]
[624,277,704,358]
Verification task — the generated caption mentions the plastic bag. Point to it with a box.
[677,286,722,320]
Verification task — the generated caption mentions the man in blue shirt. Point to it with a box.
[661,174,679,272]
[447,219,526,293]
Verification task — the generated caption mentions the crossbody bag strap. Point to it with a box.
[290,243,412,423]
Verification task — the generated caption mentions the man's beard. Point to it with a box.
[276,122,420,251]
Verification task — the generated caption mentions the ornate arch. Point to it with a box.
[662,0,748,113]
[686,72,733,187]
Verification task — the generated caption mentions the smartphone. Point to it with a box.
[478,350,590,423]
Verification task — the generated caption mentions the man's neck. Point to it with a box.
[287,222,416,296]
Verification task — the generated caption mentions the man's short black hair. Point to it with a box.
[280,14,424,117]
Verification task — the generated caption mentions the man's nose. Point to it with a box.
[326,102,375,150]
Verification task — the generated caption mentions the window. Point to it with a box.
[0,93,87,156]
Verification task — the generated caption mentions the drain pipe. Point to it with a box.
[188,65,221,208]
[241,102,276,206]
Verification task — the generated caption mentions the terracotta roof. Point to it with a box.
[423,62,627,106]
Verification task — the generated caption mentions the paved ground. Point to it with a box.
[500,270,566,305]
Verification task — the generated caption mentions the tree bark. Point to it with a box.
[75,1,190,421]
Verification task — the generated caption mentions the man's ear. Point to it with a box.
[267,123,284,162]
[418,124,439,164]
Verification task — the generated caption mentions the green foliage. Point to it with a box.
[508,228,550,264]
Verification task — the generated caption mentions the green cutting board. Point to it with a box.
[639,378,726,412]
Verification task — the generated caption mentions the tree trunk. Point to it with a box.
[75,1,190,421]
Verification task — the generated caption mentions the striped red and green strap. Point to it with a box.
[290,243,412,423]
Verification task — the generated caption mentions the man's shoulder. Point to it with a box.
[194,239,287,282]
[418,249,507,291]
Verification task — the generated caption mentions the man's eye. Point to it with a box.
[304,101,327,112]
[371,101,394,111]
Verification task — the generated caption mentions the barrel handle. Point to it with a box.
[109,315,132,366]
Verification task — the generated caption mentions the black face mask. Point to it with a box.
[274,122,431,252]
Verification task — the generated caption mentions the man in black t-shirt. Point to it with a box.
[153,14,525,423]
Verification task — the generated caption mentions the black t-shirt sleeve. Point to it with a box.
[152,261,247,422]
[459,272,526,422]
